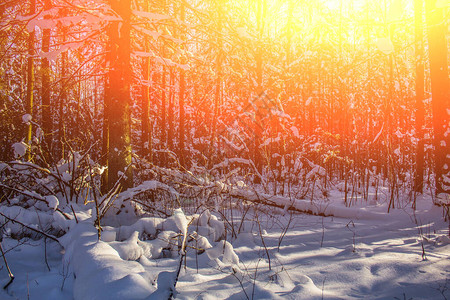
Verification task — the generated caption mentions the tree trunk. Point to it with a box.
[41,0,52,150]
[425,0,450,195]
[160,65,166,162]
[141,52,150,158]
[211,0,223,143]
[106,0,133,190]
[178,2,186,166]
[58,20,68,160]
[253,0,265,183]
[168,69,174,153]
[159,0,168,167]
[101,78,110,195]
[414,0,425,194]
[140,0,151,160]
[25,0,35,161]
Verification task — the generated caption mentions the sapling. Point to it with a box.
[277,210,293,252]
[321,277,326,300]
[393,292,413,300]
[168,208,189,299]
[251,258,261,300]
[26,273,29,300]
[320,216,325,248]
[59,260,71,292]
[435,278,449,300]
[346,220,356,252]
[0,240,14,289]
[439,201,450,237]
[255,209,271,271]
[413,213,428,260]
[214,264,250,300]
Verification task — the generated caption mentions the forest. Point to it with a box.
[0,0,449,299]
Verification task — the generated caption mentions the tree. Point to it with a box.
[425,0,450,196]
[414,0,425,194]
[106,0,133,190]
[140,2,151,160]
[25,0,35,161]
[211,0,225,143]
[41,0,52,152]
[253,0,266,183]
[56,7,69,160]
[178,1,186,166]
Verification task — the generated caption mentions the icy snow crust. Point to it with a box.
[0,196,449,299]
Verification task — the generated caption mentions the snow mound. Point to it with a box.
[196,234,213,252]
[45,195,59,210]
[142,230,178,259]
[149,271,177,299]
[102,228,117,242]
[116,217,164,240]
[206,240,239,266]
[193,210,225,241]
[60,223,155,300]
[109,231,145,261]
[233,232,255,248]
[0,205,55,237]
[282,275,327,299]
[435,235,450,245]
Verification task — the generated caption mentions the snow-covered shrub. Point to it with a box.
[0,149,104,208]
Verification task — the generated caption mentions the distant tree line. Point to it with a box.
[0,0,448,202]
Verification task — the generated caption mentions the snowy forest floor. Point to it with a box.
[0,194,449,300]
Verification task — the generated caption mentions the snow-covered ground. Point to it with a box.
[0,195,449,300]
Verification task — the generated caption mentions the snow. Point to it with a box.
[376,38,394,55]
[196,234,213,251]
[290,125,300,138]
[206,240,239,266]
[109,231,145,261]
[0,205,54,236]
[45,195,59,211]
[133,26,162,41]
[133,52,189,70]
[60,223,155,300]
[1,195,449,299]
[22,114,32,123]
[102,229,117,242]
[305,96,313,106]
[172,208,188,236]
[132,10,171,21]
[150,271,177,299]
[305,165,326,180]
[236,27,252,39]
[12,142,27,158]
[104,181,178,215]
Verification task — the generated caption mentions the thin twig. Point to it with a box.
[0,241,14,289]
[0,211,59,243]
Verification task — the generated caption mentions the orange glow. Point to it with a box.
[1,0,448,189]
